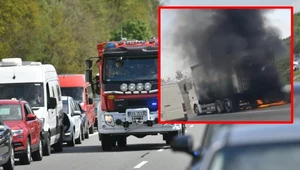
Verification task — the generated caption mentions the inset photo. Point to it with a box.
[159,6,293,124]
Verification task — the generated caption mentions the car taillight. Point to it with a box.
[182,103,186,112]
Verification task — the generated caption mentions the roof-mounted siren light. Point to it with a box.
[0,58,22,66]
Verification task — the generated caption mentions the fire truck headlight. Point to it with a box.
[128,83,136,91]
[136,83,144,91]
[104,115,114,126]
[144,82,152,91]
[120,83,128,92]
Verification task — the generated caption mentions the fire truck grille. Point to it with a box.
[114,98,158,113]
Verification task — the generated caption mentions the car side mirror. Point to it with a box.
[88,97,93,104]
[27,113,37,121]
[48,97,57,109]
[74,111,81,116]
[171,135,198,158]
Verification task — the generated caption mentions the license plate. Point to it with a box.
[131,111,144,116]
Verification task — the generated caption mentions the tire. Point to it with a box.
[67,130,75,147]
[32,139,43,161]
[81,127,85,141]
[165,132,178,145]
[117,136,127,147]
[194,105,201,116]
[215,100,223,114]
[85,125,89,139]
[223,99,232,113]
[42,132,51,156]
[53,128,63,152]
[89,123,94,134]
[19,138,31,165]
[3,147,14,170]
[101,135,112,151]
[75,129,82,144]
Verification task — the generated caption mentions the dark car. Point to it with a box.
[0,118,14,170]
[172,120,300,170]
[75,102,89,140]
[171,124,229,170]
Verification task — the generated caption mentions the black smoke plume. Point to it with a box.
[172,9,286,103]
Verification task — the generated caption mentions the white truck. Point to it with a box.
[0,58,64,155]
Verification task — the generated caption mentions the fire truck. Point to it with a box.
[85,38,185,151]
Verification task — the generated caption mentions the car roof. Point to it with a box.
[0,99,25,104]
[223,119,300,146]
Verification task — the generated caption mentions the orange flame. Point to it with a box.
[258,100,287,108]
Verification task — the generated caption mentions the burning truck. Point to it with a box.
[172,9,290,114]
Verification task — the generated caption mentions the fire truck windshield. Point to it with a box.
[104,57,157,82]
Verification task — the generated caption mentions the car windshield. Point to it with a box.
[0,104,22,120]
[208,142,300,170]
[61,87,83,103]
[0,83,44,107]
[62,100,69,114]
[103,57,157,82]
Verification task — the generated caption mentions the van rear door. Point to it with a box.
[161,83,186,121]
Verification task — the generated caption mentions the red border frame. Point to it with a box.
[158,6,294,124]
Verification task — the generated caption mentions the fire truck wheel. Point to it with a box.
[117,136,127,147]
[165,132,178,145]
[101,135,112,151]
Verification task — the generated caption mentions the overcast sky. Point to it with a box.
[160,0,299,79]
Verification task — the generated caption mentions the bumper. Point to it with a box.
[99,123,182,135]
[12,136,26,157]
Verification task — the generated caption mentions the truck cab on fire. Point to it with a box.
[85,39,185,151]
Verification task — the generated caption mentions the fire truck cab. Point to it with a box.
[85,38,185,151]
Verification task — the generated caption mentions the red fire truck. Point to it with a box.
[85,38,185,151]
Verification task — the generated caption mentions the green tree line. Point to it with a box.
[0,0,161,74]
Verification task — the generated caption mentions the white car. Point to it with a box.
[62,96,83,146]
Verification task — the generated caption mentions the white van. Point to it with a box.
[161,82,190,121]
[0,58,64,156]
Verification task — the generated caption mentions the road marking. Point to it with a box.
[189,125,194,128]
[157,149,164,152]
[134,161,148,169]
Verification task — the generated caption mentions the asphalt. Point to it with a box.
[14,125,206,170]
[187,104,291,121]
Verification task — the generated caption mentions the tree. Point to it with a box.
[175,70,184,81]
[110,19,152,41]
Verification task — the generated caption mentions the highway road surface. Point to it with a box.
[15,125,206,170]
[188,104,291,121]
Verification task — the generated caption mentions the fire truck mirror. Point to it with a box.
[85,70,92,83]
[85,59,93,69]
[95,81,100,95]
